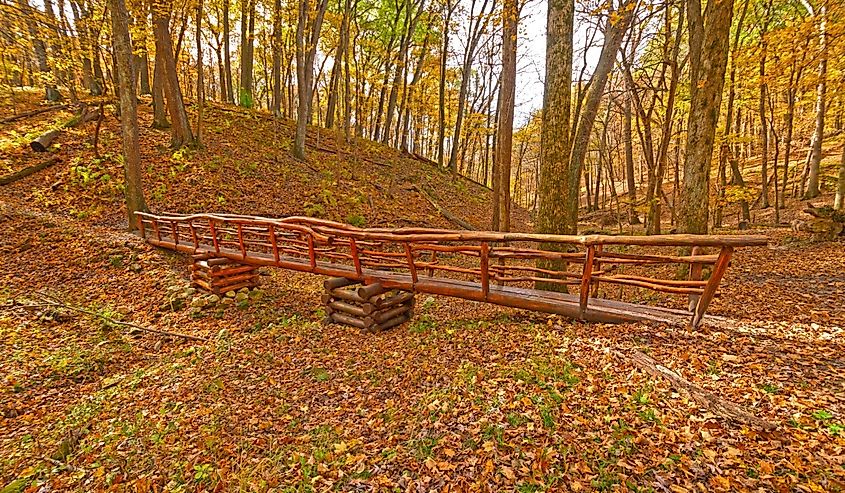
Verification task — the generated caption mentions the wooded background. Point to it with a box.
[2,0,844,234]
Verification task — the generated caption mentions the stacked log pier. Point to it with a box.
[191,254,259,294]
[322,278,414,333]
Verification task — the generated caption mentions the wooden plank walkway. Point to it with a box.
[136,212,768,327]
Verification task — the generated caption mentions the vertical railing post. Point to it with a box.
[189,220,198,249]
[591,244,603,297]
[480,242,489,299]
[236,223,247,259]
[405,243,418,284]
[579,245,596,317]
[268,225,280,264]
[692,246,733,328]
[209,220,220,254]
[350,238,362,276]
[138,216,146,239]
[307,233,317,270]
[687,246,703,311]
[152,219,161,242]
[170,221,179,246]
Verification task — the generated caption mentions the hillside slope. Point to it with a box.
[0,91,530,232]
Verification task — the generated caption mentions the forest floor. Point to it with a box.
[1,91,843,492]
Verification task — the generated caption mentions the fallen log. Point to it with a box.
[410,185,477,230]
[619,349,777,430]
[30,130,60,152]
[29,106,101,152]
[0,104,68,124]
[0,156,61,186]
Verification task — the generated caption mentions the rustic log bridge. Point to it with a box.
[322,278,415,332]
[137,212,767,328]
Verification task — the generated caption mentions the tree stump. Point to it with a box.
[322,277,414,333]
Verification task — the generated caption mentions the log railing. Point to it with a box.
[136,212,767,327]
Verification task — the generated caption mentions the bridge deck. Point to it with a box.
[136,213,768,327]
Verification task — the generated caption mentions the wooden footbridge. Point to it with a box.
[136,212,767,328]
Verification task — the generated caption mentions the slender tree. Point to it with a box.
[152,0,194,147]
[492,0,517,232]
[108,0,148,230]
[804,1,826,199]
[239,0,256,107]
[294,0,330,159]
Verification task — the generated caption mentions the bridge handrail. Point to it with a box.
[135,211,767,328]
[136,212,767,248]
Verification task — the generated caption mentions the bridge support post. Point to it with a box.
[322,277,415,333]
[191,254,259,295]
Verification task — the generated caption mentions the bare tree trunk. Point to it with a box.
[195,0,204,145]
[492,0,517,232]
[239,0,256,107]
[835,144,845,210]
[152,5,194,147]
[294,0,329,159]
[535,0,575,291]
[717,0,749,227]
[152,51,170,128]
[271,0,283,115]
[437,0,455,168]
[678,0,734,234]
[569,2,635,215]
[223,0,234,103]
[108,0,148,229]
[805,3,826,199]
[622,95,639,224]
[758,1,771,208]
[448,0,493,174]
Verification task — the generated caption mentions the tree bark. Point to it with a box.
[195,0,204,145]
[492,0,517,232]
[678,0,734,234]
[152,4,194,147]
[152,51,170,128]
[835,144,845,210]
[108,0,148,230]
[238,0,256,107]
[805,3,826,199]
[437,0,456,168]
[223,0,234,103]
[294,0,329,159]
[271,0,283,116]
[447,0,494,174]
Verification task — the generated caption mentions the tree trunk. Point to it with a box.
[492,0,517,232]
[835,144,845,210]
[294,0,329,159]
[195,0,204,145]
[437,0,455,168]
[108,0,148,230]
[447,0,493,174]
[271,0,283,115]
[152,52,170,128]
[535,0,575,291]
[758,3,770,208]
[152,5,194,147]
[623,96,639,224]
[805,4,826,199]
[569,1,635,220]
[223,0,234,103]
[239,0,256,107]
[678,0,734,234]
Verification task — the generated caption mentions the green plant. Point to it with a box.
[346,213,366,227]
